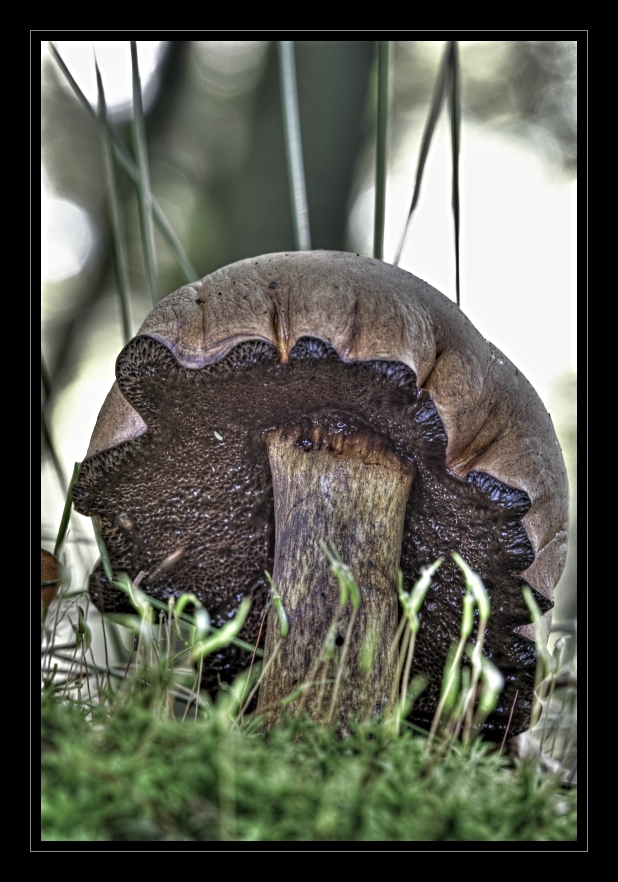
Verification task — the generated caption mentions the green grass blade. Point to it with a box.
[95,56,131,343]
[448,41,461,307]
[91,517,114,584]
[265,572,289,639]
[278,41,311,251]
[41,353,52,401]
[130,41,159,307]
[452,552,489,620]
[191,599,251,661]
[48,42,198,285]
[41,356,66,492]
[137,592,259,657]
[150,202,197,283]
[373,41,389,261]
[54,463,81,558]
[47,42,93,116]
[41,411,60,480]
[394,41,452,266]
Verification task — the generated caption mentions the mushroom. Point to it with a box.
[72,251,568,739]
[41,548,60,611]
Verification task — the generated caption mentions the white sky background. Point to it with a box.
[42,41,577,548]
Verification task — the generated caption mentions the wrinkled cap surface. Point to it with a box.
[75,251,569,738]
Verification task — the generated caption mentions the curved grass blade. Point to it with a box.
[373,41,389,261]
[41,357,66,493]
[265,571,289,639]
[393,41,452,267]
[448,41,461,307]
[191,599,251,661]
[48,42,198,284]
[41,353,52,401]
[91,516,114,584]
[95,56,131,343]
[278,41,311,251]
[54,463,81,558]
[320,541,361,610]
[150,200,197,283]
[42,362,90,568]
[130,41,159,307]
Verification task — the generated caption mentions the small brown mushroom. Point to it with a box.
[72,251,568,738]
[41,548,60,610]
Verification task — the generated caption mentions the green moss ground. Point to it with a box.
[41,685,576,843]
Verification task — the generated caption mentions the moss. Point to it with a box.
[41,690,576,843]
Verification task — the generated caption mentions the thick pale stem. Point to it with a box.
[257,426,415,730]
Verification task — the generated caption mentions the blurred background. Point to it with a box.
[40,39,577,631]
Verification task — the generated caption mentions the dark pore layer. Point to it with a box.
[73,336,550,739]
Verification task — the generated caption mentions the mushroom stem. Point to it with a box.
[257,422,415,730]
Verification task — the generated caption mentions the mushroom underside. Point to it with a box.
[73,335,551,739]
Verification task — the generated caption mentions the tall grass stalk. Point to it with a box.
[448,40,461,306]
[427,553,502,750]
[54,463,81,559]
[41,403,65,494]
[539,636,566,747]
[95,57,132,343]
[41,463,80,675]
[427,589,474,747]
[326,597,359,727]
[373,40,389,261]
[130,41,159,306]
[278,41,311,251]
[289,619,338,724]
[40,352,52,401]
[452,553,492,743]
[392,559,442,734]
[234,640,281,725]
[319,543,361,726]
[236,605,268,717]
[265,571,289,639]
[41,353,68,495]
[523,585,559,730]
[393,36,461,305]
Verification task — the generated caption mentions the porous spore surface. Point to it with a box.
[73,335,549,738]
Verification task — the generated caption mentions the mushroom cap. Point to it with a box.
[73,251,568,738]
[41,548,60,610]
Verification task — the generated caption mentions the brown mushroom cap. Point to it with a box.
[72,251,568,738]
[41,548,60,610]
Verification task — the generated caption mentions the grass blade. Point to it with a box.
[91,517,114,584]
[48,41,93,116]
[48,42,198,284]
[278,41,311,251]
[394,41,452,266]
[41,353,52,401]
[41,353,70,497]
[42,359,91,572]
[95,56,132,343]
[448,41,461,307]
[150,201,197,283]
[191,599,251,662]
[373,41,389,261]
[54,463,81,558]
[130,41,159,307]
[265,571,289,639]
